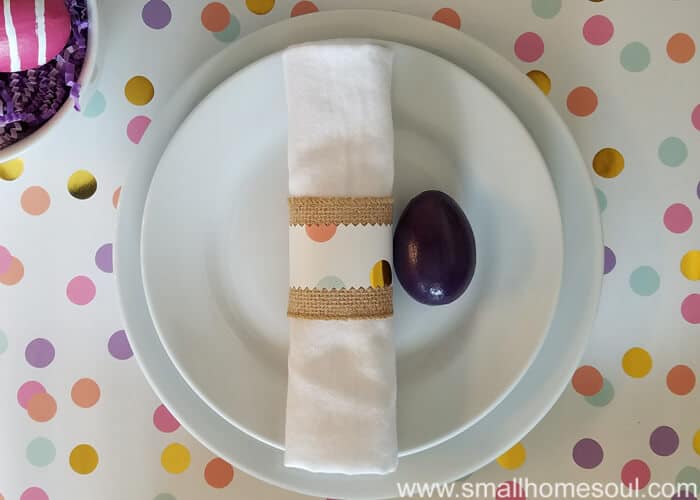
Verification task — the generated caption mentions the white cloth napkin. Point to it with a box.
[283,43,398,475]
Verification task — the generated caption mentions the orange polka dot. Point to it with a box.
[572,365,604,396]
[27,392,57,422]
[667,365,695,395]
[201,2,231,32]
[567,87,598,117]
[305,224,337,243]
[205,458,235,488]
[432,8,461,29]
[290,0,317,16]
[21,186,50,215]
[112,187,121,208]
[0,256,24,285]
[667,33,695,63]
[71,378,101,408]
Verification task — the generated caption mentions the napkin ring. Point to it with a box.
[288,196,393,320]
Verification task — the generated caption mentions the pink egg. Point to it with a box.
[0,0,71,72]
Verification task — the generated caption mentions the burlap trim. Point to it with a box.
[288,286,393,320]
[289,196,393,226]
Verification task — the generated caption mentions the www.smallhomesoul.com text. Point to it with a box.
[396,478,697,499]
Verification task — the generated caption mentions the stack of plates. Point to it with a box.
[116,10,602,499]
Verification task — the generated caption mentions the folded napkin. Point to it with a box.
[283,43,398,475]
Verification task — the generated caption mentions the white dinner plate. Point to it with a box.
[140,43,563,455]
[116,10,601,499]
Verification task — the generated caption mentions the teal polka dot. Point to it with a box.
[213,16,240,42]
[676,466,700,495]
[658,137,687,167]
[630,266,660,296]
[620,42,650,72]
[585,379,614,407]
[316,276,345,290]
[531,0,561,19]
[83,90,106,118]
[0,329,7,355]
[595,188,607,212]
[26,437,56,467]
[154,494,176,500]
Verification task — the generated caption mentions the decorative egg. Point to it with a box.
[0,0,71,72]
[393,190,476,305]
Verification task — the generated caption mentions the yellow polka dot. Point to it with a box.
[527,70,551,95]
[370,259,392,288]
[0,157,24,181]
[68,170,97,199]
[622,347,652,378]
[681,250,700,281]
[693,429,700,455]
[161,443,190,474]
[497,442,526,470]
[124,76,155,106]
[69,444,99,474]
[246,0,274,14]
[592,148,624,178]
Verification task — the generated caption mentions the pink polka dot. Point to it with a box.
[693,104,700,131]
[127,116,152,144]
[0,245,11,274]
[514,32,544,62]
[496,480,526,500]
[681,294,700,324]
[20,487,48,500]
[583,15,614,45]
[17,381,46,409]
[621,459,651,489]
[153,404,180,433]
[66,276,96,305]
[664,203,693,233]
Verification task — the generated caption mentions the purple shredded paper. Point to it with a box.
[0,0,89,149]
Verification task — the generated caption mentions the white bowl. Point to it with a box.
[0,0,100,163]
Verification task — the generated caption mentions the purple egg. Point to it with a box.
[393,190,476,305]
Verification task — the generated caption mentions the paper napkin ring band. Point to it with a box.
[288,196,393,320]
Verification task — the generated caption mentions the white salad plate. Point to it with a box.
[140,43,563,455]
[116,10,601,499]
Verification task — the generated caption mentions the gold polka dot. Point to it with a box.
[527,70,551,95]
[68,170,97,199]
[124,76,155,106]
[592,148,624,178]
[693,429,700,455]
[0,157,24,180]
[622,347,652,378]
[69,444,99,474]
[370,259,392,288]
[161,443,190,474]
[246,0,274,14]
[497,442,526,470]
[681,250,700,281]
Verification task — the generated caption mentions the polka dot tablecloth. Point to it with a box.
[1,0,699,499]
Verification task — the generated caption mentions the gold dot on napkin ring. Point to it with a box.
[370,259,392,288]
[288,196,393,226]
[287,286,393,320]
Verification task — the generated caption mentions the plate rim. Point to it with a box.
[139,41,564,456]
[115,10,602,499]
